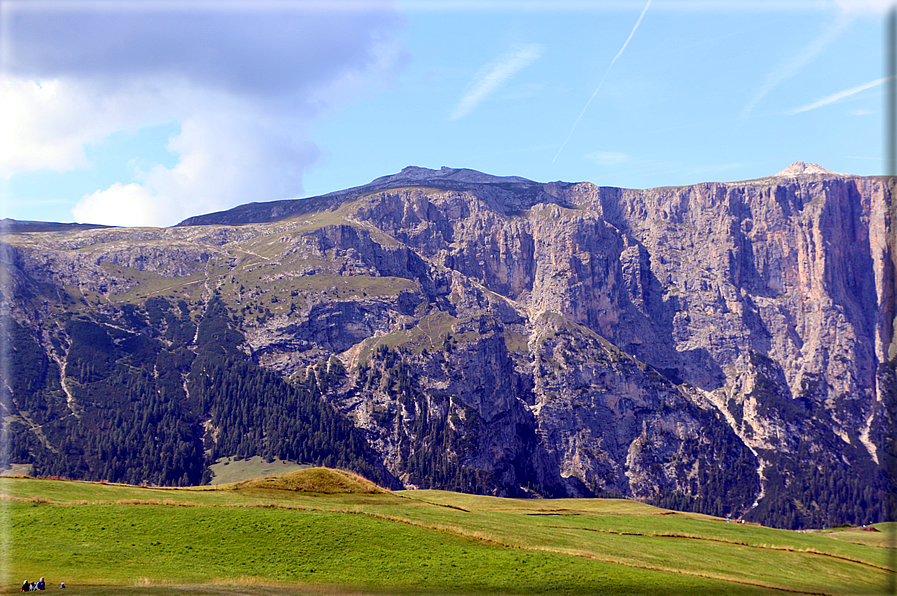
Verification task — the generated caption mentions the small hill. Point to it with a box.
[231,467,390,494]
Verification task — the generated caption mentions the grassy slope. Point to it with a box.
[824,523,897,548]
[1,207,414,322]
[3,471,894,596]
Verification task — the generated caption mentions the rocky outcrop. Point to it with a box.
[1,164,891,529]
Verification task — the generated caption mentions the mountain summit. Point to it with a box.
[772,161,839,177]
[375,165,536,186]
[178,165,549,227]
[1,165,893,530]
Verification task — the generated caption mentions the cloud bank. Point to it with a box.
[1,2,407,226]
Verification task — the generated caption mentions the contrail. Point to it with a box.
[451,43,544,120]
[788,76,891,115]
[741,16,849,118]
[553,0,651,163]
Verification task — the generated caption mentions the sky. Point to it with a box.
[0,0,894,227]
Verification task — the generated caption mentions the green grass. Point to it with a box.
[822,523,897,548]
[354,310,494,363]
[503,329,529,354]
[2,472,894,595]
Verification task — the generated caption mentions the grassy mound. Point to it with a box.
[230,467,389,494]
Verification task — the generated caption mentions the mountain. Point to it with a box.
[1,164,894,529]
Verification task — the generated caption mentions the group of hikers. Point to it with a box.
[21,578,64,591]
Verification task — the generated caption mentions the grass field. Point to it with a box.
[2,469,894,596]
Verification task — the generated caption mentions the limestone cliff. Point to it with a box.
[1,164,892,529]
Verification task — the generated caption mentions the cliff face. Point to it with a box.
[601,175,892,451]
[1,164,892,528]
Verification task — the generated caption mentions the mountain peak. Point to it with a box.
[373,165,536,187]
[773,161,838,177]
[176,166,544,227]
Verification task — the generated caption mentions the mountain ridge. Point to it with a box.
[178,162,851,228]
[1,163,893,530]
[176,165,560,227]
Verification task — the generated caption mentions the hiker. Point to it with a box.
[37,578,45,591]
[21,580,29,592]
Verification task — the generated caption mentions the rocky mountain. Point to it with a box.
[1,164,894,529]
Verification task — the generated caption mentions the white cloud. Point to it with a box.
[450,43,544,120]
[73,182,161,228]
[2,3,407,226]
[0,79,88,175]
[0,76,188,177]
[72,98,321,226]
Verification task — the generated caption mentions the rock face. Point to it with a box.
[1,164,893,529]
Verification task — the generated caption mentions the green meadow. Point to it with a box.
[2,469,894,596]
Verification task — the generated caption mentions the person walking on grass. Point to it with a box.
[21,580,29,592]
[37,578,45,590]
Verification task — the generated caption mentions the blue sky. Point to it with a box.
[0,0,893,227]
